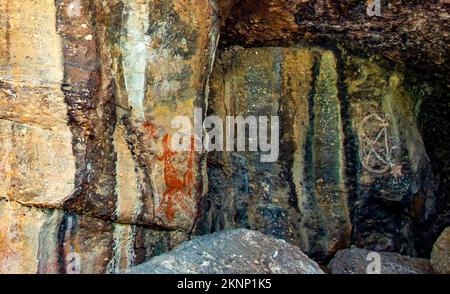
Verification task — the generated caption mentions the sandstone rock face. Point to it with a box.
[196,46,434,261]
[0,0,76,208]
[343,55,436,256]
[0,0,218,273]
[0,0,446,274]
[0,198,187,274]
[126,229,324,274]
[328,248,433,274]
[196,47,351,261]
[0,200,61,274]
[110,0,219,230]
[431,227,450,274]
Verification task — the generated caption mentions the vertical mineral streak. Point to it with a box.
[121,0,149,120]
[112,0,220,230]
[311,51,350,259]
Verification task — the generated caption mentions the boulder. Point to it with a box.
[431,227,450,274]
[126,229,324,274]
[328,248,433,274]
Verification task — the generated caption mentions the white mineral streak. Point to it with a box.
[113,122,143,223]
[120,0,149,120]
[106,224,137,273]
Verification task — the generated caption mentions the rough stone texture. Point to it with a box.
[110,0,220,230]
[126,229,324,274]
[0,0,447,274]
[431,227,450,274]
[55,0,119,220]
[220,0,450,83]
[416,78,450,255]
[220,0,301,44]
[0,0,76,207]
[329,248,433,274]
[344,54,436,256]
[0,200,61,274]
[196,46,435,261]
[0,120,75,207]
[0,199,186,274]
[196,47,351,261]
[0,0,218,273]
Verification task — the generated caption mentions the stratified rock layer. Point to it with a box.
[0,199,186,274]
[0,0,76,208]
[0,0,445,274]
[127,229,324,274]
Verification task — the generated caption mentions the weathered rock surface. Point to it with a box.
[431,227,450,274]
[0,0,76,208]
[52,0,219,229]
[196,47,351,261]
[0,199,185,274]
[109,0,219,230]
[0,0,447,274]
[220,0,450,83]
[329,248,433,274]
[344,54,436,256]
[126,229,324,274]
[0,0,219,273]
[196,46,435,261]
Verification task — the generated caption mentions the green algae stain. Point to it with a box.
[313,51,342,191]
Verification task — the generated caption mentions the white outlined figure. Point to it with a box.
[359,113,402,177]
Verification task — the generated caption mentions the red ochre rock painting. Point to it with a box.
[155,133,195,221]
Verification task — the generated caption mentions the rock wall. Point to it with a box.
[196,46,435,261]
[0,0,447,273]
[0,0,218,273]
[195,47,351,261]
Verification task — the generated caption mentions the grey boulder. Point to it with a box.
[126,229,324,274]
